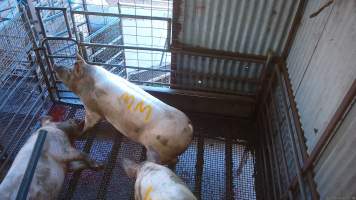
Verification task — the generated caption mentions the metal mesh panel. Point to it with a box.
[0,10,53,179]
[40,105,257,200]
[232,144,256,200]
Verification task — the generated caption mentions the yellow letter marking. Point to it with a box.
[120,92,135,110]
[144,186,153,200]
[134,101,152,122]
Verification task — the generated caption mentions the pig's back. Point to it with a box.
[135,163,196,200]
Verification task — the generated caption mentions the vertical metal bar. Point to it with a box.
[15,130,47,200]
[64,133,96,199]
[272,70,307,200]
[68,1,80,43]
[225,133,233,200]
[258,118,278,200]
[79,32,88,60]
[117,1,128,79]
[166,19,172,50]
[268,96,294,200]
[81,0,92,34]
[277,64,319,199]
[96,135,122,199]
[195,134,204,199]
[62,8,72,38]
[258,132,272,200]
[261,108,283,198]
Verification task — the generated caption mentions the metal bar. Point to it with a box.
[303,79,356,171]
[96,135,122,199]
[278,63,319,199]
[225,133,233,200]
[64,133,96,199]
[48,55,76,59]
[256,52,273,101]
[260,119,279,200]
[68,1,80,43]
[71,10,171,21]
[282,0,307,59]
[166,19,172,49]
[268,95,294,200]
[272,70,308,200]
[194,135,204,199]
[62,8,72,39]
[81,0,92,34]
[15,130,47,200]
[79,42,168,52]
[35,6,67,11]
[172,45,268,64]
[261,108,283,198]
[258,130,273,200]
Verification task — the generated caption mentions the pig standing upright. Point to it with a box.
[55,54,193,165]
[0,116,102,200]
[122,158,197,200]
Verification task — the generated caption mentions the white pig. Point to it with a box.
[122,158,197,200]
[0,116,102,200]
[54,54,193,165]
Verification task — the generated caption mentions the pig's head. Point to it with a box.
[54,53,93,94]
[41,116,82,141]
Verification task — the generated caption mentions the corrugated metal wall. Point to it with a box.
[173,0,301,95]
[314,103,356,199]
[286,0,356,153]
[286,0,356,198]
[177,0,299,55]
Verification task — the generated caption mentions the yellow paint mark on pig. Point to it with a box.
[119,92,153,122]
[120,92,135,110]
[143,186,153,200]
[134,101,152,122]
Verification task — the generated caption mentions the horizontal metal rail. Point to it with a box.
[71,10,171,21]
[15,130,47,200]
[80,42,168,52]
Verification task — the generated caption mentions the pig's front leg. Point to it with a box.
[68,160,104,172]
[57,147,104,170]
[82,107,102,134]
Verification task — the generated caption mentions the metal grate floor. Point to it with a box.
[45,104,256,200]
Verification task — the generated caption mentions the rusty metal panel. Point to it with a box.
[177,0,299,55]
[286,0,356,153]
[314,103,356,199]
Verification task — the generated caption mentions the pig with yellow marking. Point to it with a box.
[122,158,197,200]
[55,54,193,165]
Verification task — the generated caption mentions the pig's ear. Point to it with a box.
[122,158,140,178]
[41,115,53,126]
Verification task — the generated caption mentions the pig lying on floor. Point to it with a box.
[122,158,197,200]
[0,116,102,200]
[55,54,193,165]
